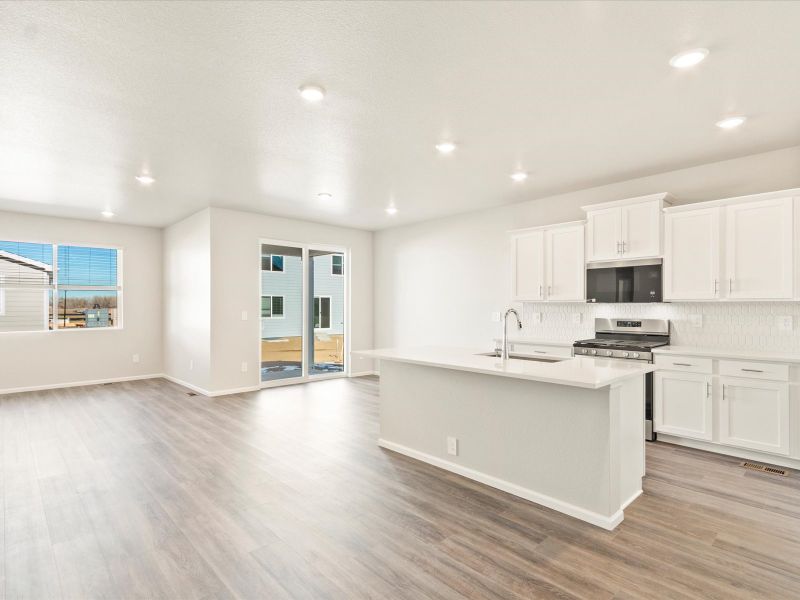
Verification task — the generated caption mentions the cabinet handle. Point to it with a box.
[729,278,733,293]
[533,350,547,354]
[539,284,543,299]
[616,241,622,255]
[741,368,764,373]
[706,382,711,398]
[713,279,719,294]
[548,285,552,297]
[674,362,693,367]
[621,241,626,254]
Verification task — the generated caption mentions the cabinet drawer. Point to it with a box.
[509,343,573,358]
[654,354,712,374]
[719,360,788,382]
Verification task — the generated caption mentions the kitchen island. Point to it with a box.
[352,347,654,530]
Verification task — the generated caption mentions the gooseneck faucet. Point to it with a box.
[501,308,523,360]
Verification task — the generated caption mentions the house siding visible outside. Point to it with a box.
[0,260,49,332]
[261,253,345,338]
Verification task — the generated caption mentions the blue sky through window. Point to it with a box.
[0,241,117,291]
[0,240,53,266]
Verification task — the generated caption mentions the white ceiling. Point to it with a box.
[1,1,799,230]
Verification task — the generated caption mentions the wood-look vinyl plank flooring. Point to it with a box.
[2,376,799,599]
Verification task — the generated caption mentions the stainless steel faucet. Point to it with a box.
[501,308,523,360]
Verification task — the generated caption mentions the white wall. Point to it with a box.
[209,207,374,392]
[163,209,212,391]
[373,146,800,350]
[0,211,162,392]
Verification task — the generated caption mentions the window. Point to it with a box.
[261,295,284,318]
[0,240,120,332]
[261,254,284,272]
[331,254,343,276]
[313,296,331,329]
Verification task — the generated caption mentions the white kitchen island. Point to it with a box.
[352,347,655,530]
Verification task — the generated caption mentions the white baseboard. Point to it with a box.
[350,370,379,377]
[378,438,625,531]
[656,434,800,470]
[0,373,163,396]
[620,489,643,511]
[161,374,260,398]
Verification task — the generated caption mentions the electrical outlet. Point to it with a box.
[491,312,501,323]
[241,310,248,321]
[572,313,582,324]
[446,436,458,456]
[132,354,140,364]
[689,314,703,328]
[241,362,248,373]
[777,316,793,332]
[532,312,542,324]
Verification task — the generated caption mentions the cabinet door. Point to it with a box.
[512,231,544,301]
[664,208,720,300]
[719,377,790,456]
[725,197,794,299]
[545,225,585,301]
[654,371,712,441]
[621,200,661,258]
[586,207,621,262]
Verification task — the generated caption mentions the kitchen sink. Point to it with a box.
[475,352,564,363]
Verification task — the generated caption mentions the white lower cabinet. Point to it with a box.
[655,371,713,441]
[719,377,790,456]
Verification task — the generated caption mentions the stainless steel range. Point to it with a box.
[573,318,670,441]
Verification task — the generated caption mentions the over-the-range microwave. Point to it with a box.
[586,259,662,303]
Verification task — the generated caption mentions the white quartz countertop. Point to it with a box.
[352,346,654,389]
[653,345,800,364]
[492,337,575,347]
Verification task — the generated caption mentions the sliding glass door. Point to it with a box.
[260,241,347,386]
[260,243,304,383]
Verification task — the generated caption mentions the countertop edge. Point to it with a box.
[653,346,800,364]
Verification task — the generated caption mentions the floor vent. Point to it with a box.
[740,461,788,477]
[187,392,198,397]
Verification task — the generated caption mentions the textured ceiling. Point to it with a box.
[1,1,799,230]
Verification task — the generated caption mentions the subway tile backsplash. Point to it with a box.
[520,302,800,353]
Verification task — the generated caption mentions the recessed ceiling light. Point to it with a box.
[716,116,746,129]
[385,206,398,216]
[317,192,333,200]
[669,48,709,69]
[299,85,325,102]
[135,173,155,185]
[101,210,114,218]
[435,141,456,154]
[510,171,528,183]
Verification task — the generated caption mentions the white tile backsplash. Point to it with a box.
[521,302,800,353]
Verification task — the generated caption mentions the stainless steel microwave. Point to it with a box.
[586,259,662,303]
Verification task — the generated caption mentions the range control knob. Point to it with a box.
[621,351,630,358]
[581,348,588,354]
[589,349,597,355]
[632,352,640,359]
[605,350,613,357]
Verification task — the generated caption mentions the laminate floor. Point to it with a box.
[2,376,799,599]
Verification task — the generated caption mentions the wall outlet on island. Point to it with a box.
[132,354,140,364]
[446,436,458,456]
[777,316,793,332]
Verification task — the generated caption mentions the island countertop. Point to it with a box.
[352,346,654,389]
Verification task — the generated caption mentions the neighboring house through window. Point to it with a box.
[261,254,284,272]
[314,296,331,329]
[331,254,343,276]
[261,295,284,318]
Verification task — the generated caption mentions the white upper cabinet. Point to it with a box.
[583,193,672,262]
[586,207,621,262]
[512,230,544,301]
[545,224,585,301]
[664,207,720,300]
[725,197,794,299]
[511,222,584,302]
[663,191,798,301]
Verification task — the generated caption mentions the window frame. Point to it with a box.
[313,295,332,330]
[331,254,343,276]
[0,239,123,333]
[261,295,285,319]
[261,254,285,273]
[0,274,5,316]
